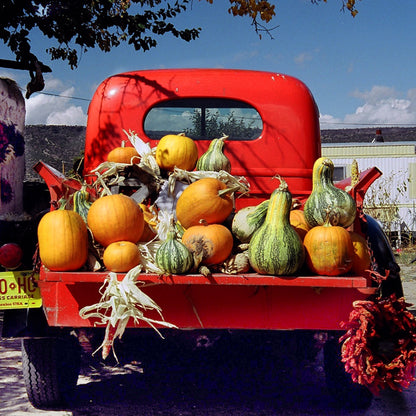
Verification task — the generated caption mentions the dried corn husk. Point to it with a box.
[167,167,250,196]
[79,265,176,360]
[123,129,161,176]
[138,240,164,274]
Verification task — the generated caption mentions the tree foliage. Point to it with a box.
[0,1,361,69]
[186,108,261,140]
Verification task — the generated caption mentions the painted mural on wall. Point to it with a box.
[0,78,26,218]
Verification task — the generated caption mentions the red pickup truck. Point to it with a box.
[1,69,405,409]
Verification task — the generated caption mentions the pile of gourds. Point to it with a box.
[37,132,371,278]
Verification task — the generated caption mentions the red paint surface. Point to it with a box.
[83,69,321,207]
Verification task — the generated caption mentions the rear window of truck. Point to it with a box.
[144,98,263,141]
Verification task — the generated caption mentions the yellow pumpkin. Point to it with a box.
[38,209,88,271]
[155,133,198,171]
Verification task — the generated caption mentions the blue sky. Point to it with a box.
[1,0,415,129]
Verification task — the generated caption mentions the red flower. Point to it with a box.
[340,295,416,394]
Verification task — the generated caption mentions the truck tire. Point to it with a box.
[323,336,373,409]
[21,334,81,409]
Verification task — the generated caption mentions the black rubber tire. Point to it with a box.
[21,335,81,409]
[323,336,373,410]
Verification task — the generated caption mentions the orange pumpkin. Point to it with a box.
[38,209,88,271]
[349,231,371,275]
[155,133,198,172]
[176,178,234,229]
[103,241,141,272]
[107,140,140,164]
[289,209,311,241]
[182,223,234,265]
[87,194,144,247]
[303,220,354,276]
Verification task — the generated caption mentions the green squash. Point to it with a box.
[155,225,193,275]
[248,178,305,275]
[73,186,92,223]
[231,199,269,243]
[304,157,356,228]
[196,134,231,172]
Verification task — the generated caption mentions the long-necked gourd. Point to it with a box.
[248,177,305,275]
[304,157,356,228]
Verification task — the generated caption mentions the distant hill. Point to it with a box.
[24,125,416,182]
[25,125,86,182]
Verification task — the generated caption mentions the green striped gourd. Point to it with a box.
[155,224,193,274]
[248,178,305,275]
[196,134,231,172]
[231,199,269,243]
[73,186,92,223]
[304,157,356,228]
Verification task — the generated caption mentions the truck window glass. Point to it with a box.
[144,98,263,141]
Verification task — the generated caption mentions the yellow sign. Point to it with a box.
[0,271,42,310]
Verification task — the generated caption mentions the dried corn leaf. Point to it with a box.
[79,265,176,360]
[167,167,250,196]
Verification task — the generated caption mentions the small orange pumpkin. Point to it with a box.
[107,140,140,164]
[38,209,88,271]
[103,241,141,272]
[87,194,144,247]
[289,209,311,241]
[182,222,234,265]
[349,231,371,275]
[176,178,234,229]
[303,219,354,276]
[155,133,198,172]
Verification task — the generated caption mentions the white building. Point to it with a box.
[322,141,416,240]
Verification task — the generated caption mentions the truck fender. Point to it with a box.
[364,214,403,298]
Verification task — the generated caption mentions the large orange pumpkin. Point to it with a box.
[182,223,234,265]
[155,133,198,172]
[289,209,311,241]
[303,220,354,276]
[176,178,234,229]
[87,194,144,247]
[349,231,371,275]
[38,209,88,271]
[107,141,140,164]
[103,241,141,272]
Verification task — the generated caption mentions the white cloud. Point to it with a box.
[319,113,344,129]
[321,86,416,129]
[46,105,87,125]
[25,80,88,126]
